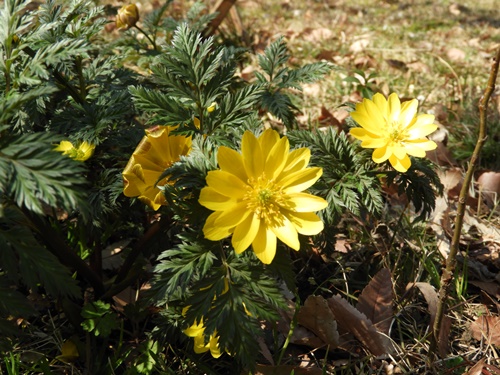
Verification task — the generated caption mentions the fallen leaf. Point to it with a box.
[385,59,408,72]
[297,295,339,347]
[349,37,370,53]
[254,364,323,375]
[327,294,393,356]
[406,282,451,356]
[477,171,500,208]
[446,48,466,62]
[470,315,500,346]
[465,358,486,375]
[356,268,394,335]
[427,141,457,167]
[469,281,500,299]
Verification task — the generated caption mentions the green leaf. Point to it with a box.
[81,301,119,337]
[0,131,89,216]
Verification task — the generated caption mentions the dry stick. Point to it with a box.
[430,46,500,357]
[203,0,237,37]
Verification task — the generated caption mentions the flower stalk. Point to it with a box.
[430,46,500,357]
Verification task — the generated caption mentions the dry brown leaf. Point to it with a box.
[470,315,500,346]
[470,281,500,299]
[438,168,463,199]
[327,294,393,356]
[477,171,500,208]
[385,59,408,72]
[253,364,323,375]
[408,282,438,328]
[446,48,466,62]
[356,268,394,335]
[407,282,451,356]
[349,38,370,53]
[465,358,486,375]
[297,295,339,347]
[301,27,334,43]
[334,238,350,253]
[427,141,457,167]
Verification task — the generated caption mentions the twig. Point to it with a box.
[430,46,500,357]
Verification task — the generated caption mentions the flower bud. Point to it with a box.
[116,4,139,30]
[207,102,217,113]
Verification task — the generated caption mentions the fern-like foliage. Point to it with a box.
[255,36,334,128]
[386,158,443,222]
[0,130,88,216]
[287,128,384,225]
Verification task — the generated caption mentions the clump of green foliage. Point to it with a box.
[0,0,443,373]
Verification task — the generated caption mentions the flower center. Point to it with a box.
[244,174,287,225]
[388,120,406,142]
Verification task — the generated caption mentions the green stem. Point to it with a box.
[134,25,157,51]
[430,46,500,357]
[75,55,87,100]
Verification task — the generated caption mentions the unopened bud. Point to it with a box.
[116,4,139,30]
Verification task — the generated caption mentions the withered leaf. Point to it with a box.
[254,364,323,375]
[470,315,500,346]
[297,295,339,347]
[327,294,393,356]
[407,282,451,356]
[356,268,394,335]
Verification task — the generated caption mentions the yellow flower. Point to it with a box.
[207,102,217,113]
[54,140,95,162]
[183,317,222,358]
[116,4,139,30]
[199,129,328,264]
[122,126,191,210]
[349,93,437,173]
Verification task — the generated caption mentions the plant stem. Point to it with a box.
[134,25,157,51]
[430,46,500,356]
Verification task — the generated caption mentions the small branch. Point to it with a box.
[430,46,500,356]
[203,0,237,37]
[134,25,158,51]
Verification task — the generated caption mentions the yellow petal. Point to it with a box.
[54,140,74,153]
[372,93,389,118]
[387,93,402,122]
[270,216,300,250]
[232,214,260,254]
[265,136,289,180]
[205,170,248,199]
[361,137,389,149]
[372,146,391,163]
[252,225,277,264]
[258,128,280,154]
[209,335,222,358]
[285,193,328,212]
[217,146,247,183]
[184,321,205,337]
[398,98,418,127]
[203,212,233,240]
[406,139,437,151]
[241,131,264,179]
[392,144,408,160]
[214,201,251,228]
[193,335,210,354]
[199,187,238,211]
[402,143,427,157]
[282,148,310,175]
[284,211,324,235]
[389,154,411,172]
[280,167,323,194]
